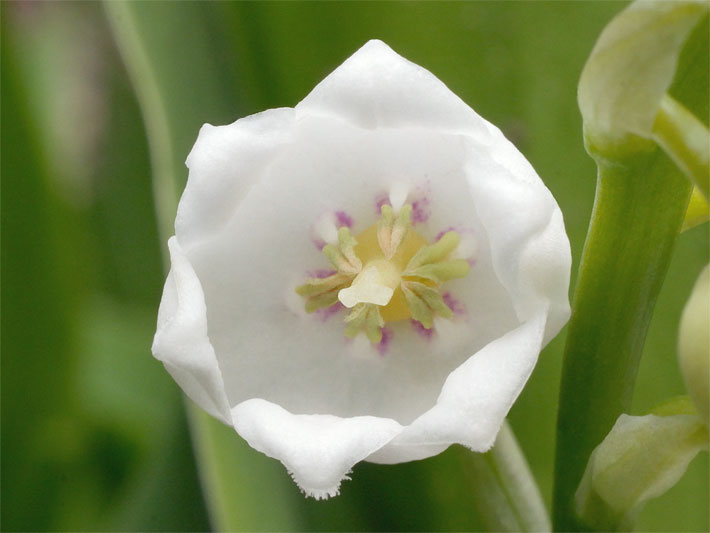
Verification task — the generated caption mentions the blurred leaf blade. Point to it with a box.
[1,14,83,529]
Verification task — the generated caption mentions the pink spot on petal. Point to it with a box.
[308,269,337,279]
[377,327,393,356]
[411,197,430,224]
[335,211,353,228]
[311,238,326,250]
[315,302,344,322]
[411,319,434,340]
[443,292,467,316]
[375,193,390,214]
[435,226,457,241]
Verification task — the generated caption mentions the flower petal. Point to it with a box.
[231,399,402,499]
[369,135,571,462]
[178,108,295,250]
[179,116,519,425]
[152,237,231,424]
[297,39,492,139]
[463,133,571,343]
[369,310,548,462]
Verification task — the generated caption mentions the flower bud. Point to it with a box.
[578,0,707,156]
[678,264,709,424]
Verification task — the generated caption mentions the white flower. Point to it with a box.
[153,40,571,499]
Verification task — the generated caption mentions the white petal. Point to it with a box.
[388,181,410,212]
[152,237,231,424]
[182,116,518,425]
[370,310,548,462]
[231,399,402,498]
[450,232,477,261]
[160,40,572,489]
[463,132,571,343]
[312,211,339,245]
[178,108,295,250]
[297,40,492,140]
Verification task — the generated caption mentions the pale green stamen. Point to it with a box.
[322,227,362,274]
[378,204,412,259]
[344,303,385,343]
[297,205,470,343]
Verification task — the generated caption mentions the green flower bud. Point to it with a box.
[578,0,708,156]
[678,264,710,424]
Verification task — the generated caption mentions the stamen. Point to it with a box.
[401,281,453,329]
[403,231,470,283]
[345,303,385,343]
[297,202,471,344]
[296,272,354,313]
[322,227,362,274]
[377,204,412,259]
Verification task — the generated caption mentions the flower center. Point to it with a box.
[296,204,470,343]
[343,222,428,322]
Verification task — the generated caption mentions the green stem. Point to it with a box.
[464,421,551,532]
[653,94,710,199]
[552,146,691,531]
[103,0,177,269]
[185,404,301,531]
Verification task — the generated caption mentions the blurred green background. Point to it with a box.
[2,1,707,531]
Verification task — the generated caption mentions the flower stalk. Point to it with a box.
[553,148,692,530]
[465,422,551,532]
[555,3,707,528]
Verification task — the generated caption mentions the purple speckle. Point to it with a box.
[335,211,353,228]
[443,292,467,316]
[375,190,429,224]
[308,269,337,279]
[374,193,390,214]
[411,319,434,340]
[435,226,457,242]
[377,327,393,356]
[311,237,326,250]
[411,197,430,224]
[315,302,344,322]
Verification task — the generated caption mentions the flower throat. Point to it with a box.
[296,204,470,343]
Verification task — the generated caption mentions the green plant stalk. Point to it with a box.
[552,145,692,531]
[104,0,177,267]
[464,422,551,532]
[185,404,302,531]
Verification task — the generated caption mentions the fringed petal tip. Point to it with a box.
[293,471,351,500]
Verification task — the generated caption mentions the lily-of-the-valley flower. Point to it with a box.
[152,40,571,498]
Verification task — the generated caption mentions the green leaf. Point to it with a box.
[575,412,708,531]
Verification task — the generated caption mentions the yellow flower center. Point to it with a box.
[349,222,428,322]
[296,204,470,343]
